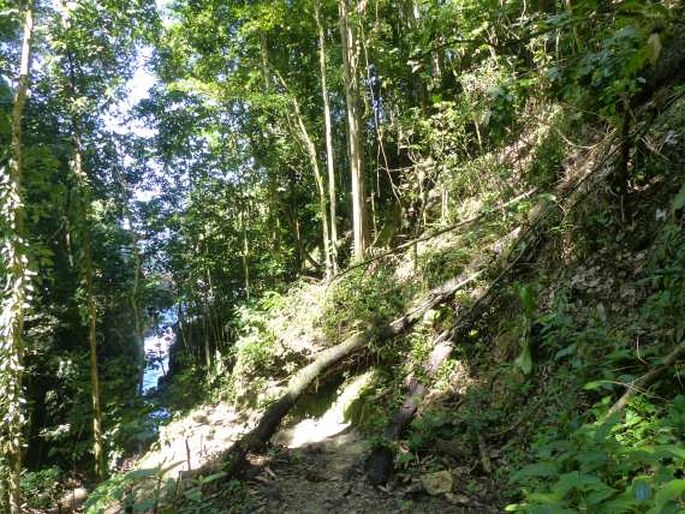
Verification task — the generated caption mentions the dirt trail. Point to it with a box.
[245,428,495,514]
[110,373,497,513]
[240,374,497,514]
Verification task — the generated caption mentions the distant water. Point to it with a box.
[141,324,175,395]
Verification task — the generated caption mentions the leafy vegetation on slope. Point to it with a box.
[2,0,685,512]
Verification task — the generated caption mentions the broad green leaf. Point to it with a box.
[555,471,605,497]
[655,479,685,505]
[585,485,617,506]
[654,445,685,461]
[583,380,613,391]
[126,468,158,480]
[513,461,558,480]
[602,491,639,513]
[528,491,564,503]
[671,183,685,212]
[515,344,533,375]
[198,471,226,484]
[134,498,157,511]
[184,487,202,502]
[554,343,576,361]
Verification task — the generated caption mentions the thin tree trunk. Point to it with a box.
[315,0,339,275]
[260,34,284,256]
[339,0,368,260]
[64,56,106,484]
[241,204,251,301]
[132,255,144,395]
[69,138,106,480]
[84,223,105,480]
[1,2,34,511]
[294,119,332,278]
[114,159,145,395]
[203,306,211,369]
[275,71,332,278]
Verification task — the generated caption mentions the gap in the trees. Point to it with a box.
[141,309,176,420]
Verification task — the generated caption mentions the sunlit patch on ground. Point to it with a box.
[273,371,376,448]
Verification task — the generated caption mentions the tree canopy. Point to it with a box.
[1,0,684,512]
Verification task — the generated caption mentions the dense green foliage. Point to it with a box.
[1,0,684,512]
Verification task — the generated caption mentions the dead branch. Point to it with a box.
[335,187,539,281]
[606,339,685,418]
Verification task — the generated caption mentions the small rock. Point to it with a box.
[421,470,453,495]
[305,468,328,482]
[446,492,471,505]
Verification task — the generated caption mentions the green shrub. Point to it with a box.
[322,267,412,346]
[507,397,685,513]
[20,466,62,510]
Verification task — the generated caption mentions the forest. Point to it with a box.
[1,0,684,512]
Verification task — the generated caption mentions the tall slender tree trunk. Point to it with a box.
[115,161,145,395]
[315,0,338,275]
[58,0,106,478]
[240,203,251,301]
[72,143,106,480]
[289,103,332,278]
[339,0,368,261]
[65,83,105,485]
[274,71,332,278]
[84,224,105,480]
[260,34,284,256]
[1,2,34,511]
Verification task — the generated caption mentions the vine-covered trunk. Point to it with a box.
[1,2,34,511]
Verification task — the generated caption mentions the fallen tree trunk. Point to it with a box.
[366,331,453,485]
[191,271,483,483]
[191,129,627,489]
[365,132,635,484]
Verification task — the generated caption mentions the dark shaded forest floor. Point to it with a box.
[243,429,496,514]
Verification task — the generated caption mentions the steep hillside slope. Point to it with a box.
[85,85,685,513]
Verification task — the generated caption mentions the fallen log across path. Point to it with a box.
[365,331,454,485]
[190,128,626,489]
[190,270,484,485]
